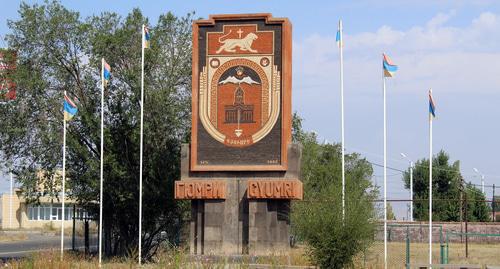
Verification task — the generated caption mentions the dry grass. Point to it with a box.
[354,241,500,268]
[0,247,314,269]
[0,232,28,242]
[6,241,499,268]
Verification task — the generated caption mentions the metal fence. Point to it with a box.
[71,212,99,255]
[444,232,500,264]
[357,224,500,268]
[360,224,446,268]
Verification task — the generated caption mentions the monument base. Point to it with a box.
[177,143,302,255]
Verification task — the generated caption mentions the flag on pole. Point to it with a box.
[383,53,398,77]
[63,94,78,121]
[336,21,342,48]
[103,59,111,86]
[429,90,436,119]
[143,25,151,49]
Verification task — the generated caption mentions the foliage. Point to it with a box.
[291,114,377,269]
[0,0,193,259]
[403,150,489,222]
[386,203,396,220]
[465,183,490,222]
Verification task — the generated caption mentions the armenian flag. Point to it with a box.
[143,25,150,49]
[63,94,78,121]
[429,90,436,119]
[383,53,398,77]
[103,59,111,86]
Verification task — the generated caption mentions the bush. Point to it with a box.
[291,116,377,268]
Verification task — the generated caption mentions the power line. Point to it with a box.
[345,146,500,179]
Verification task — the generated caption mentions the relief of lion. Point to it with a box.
[216,31,258,54]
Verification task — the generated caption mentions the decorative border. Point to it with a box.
[190,14,292,171]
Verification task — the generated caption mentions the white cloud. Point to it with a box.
[293,11,500,94]
[426,10,456,28]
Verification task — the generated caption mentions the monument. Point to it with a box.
[175,13,302,255]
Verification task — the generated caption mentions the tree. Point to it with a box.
[0,1,193,259]
[403,150,489,222]
[386,203,396,221]
[291,114,377,269]
[465,183,489,222]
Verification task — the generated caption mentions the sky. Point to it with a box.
[1,0,500,219]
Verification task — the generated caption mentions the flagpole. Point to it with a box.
[339,19,346,221]
[382,56,388,269]
[9,169,13,229]
[99,58,105,267]
[60,91,67,261]
[429,90,433,266]
[138,24,145,265]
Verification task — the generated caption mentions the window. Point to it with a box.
[27,203,81,221]
[44,207,50,220]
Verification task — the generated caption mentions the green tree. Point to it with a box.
[386,203,396,220]
[403,151,489,222]
[0,1,193,259]
[465,183,490,222]
[291,114,377,269]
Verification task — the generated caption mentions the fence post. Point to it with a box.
[406,225,410,269]
[445,233,449,264]
[439,226,444,264]
[72,204,76,251]
[84,218,89,255]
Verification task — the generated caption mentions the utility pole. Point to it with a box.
[473,168,485,194]
[459,183,463,243]
[493,184,496,222]
[465,182,469,258]
[400,153,414,221]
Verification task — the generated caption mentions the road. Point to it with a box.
[0,233,97,258]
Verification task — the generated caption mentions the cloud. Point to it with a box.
[293,11,500,94]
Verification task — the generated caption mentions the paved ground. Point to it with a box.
[0,233,97,258]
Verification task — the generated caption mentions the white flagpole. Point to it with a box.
[382,57,388,269]
[9,169,13,229]
[99,58,105,267]
[138,24,145,265]
[60,91,67,261]
[339,19,346,221]
[429,89,433,266]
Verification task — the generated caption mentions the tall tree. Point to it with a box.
[291,114,377,269]
[403,150,489,222]
[0,1,193,259]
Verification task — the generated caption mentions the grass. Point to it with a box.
[3,242,500,268]
[354,241,500,268]
[0,232,28,242]
[0,247,314,269]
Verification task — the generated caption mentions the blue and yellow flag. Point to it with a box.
[383,53,398,77]
[336,21,342,48]
[103,59,111,86]
[64,94,78,121]
[429,90,436,120]
[143,25,150,49]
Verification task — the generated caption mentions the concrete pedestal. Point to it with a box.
[181,143,302,255]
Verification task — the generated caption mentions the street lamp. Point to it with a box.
[473,168,485,194]
[401,153,414,222]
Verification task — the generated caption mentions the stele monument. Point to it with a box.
[175,13,303,255]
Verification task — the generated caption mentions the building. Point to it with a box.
[0,171,88,230]
[224,86,254,124]
[1,190,87,229]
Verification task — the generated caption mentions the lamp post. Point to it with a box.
[401,153,414,222]
[473,168,485,194]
